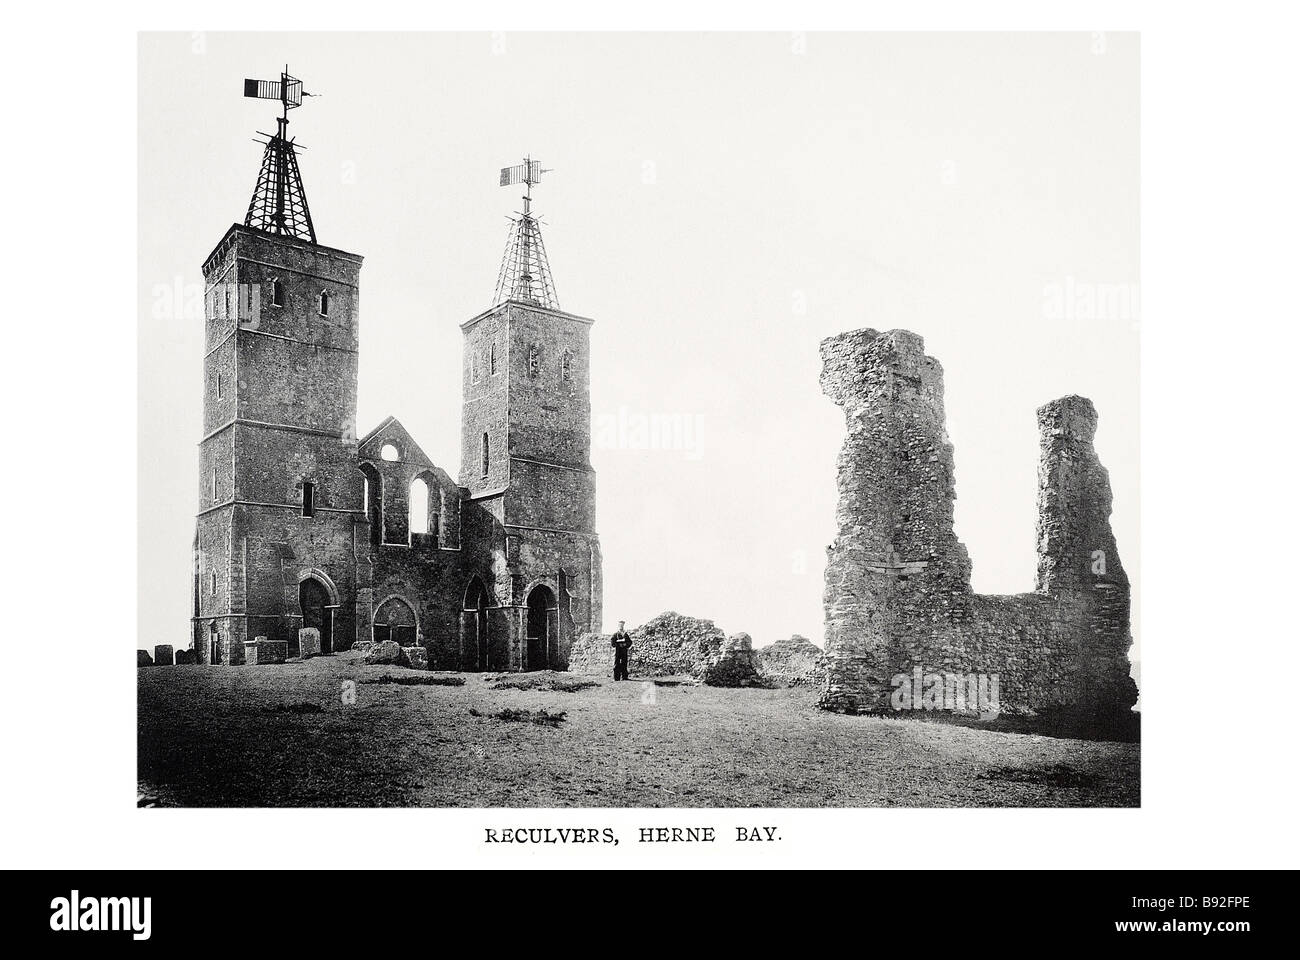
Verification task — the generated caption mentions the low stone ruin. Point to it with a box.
[243,637,288,666]
[175,648,196,665]
[137,649,153,667]
[399,646,429,670]
[755,635,826,687]
[568,612,727,679]
[364,640,402,665]
[153,645,174,667]
[702,633,764,687]
[817,328,1137,730]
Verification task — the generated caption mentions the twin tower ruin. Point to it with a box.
[190,71,1135,721]
[192,74,599,670]
[817,329,1138,725]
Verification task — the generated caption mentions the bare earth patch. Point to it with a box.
[137,657,1139,807]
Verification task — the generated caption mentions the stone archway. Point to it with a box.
[525,584,557,671]
[298,576,334,654]
[373,595,418,647]
[462,578,490,671]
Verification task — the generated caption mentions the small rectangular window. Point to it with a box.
[302,481,316,517]
[216,374,223,400]
[211,468,218,502]
[272,280,285,307]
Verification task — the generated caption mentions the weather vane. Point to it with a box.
[493,155,559,309]
[242,66,317,243]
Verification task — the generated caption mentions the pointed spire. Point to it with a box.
[492,157,559,309]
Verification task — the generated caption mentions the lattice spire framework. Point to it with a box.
[241,67,317,243]
[492,157,559,309]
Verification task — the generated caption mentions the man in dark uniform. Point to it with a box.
[610,620,632,681]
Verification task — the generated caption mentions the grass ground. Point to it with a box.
[137,653,1139,808]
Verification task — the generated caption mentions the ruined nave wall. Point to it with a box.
[817,328,1137,727]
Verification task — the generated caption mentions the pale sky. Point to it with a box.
[138,32,1138,654]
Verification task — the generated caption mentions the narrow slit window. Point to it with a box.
[272,279,285,307]
[318,291,329,316]
[216,373,223,400]
[211,468,218,502]
[481,433,490,479]
[302,481,316,517]
[490,341,498,375]
[561,351,573,382]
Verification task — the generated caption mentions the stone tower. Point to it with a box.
[192,226,366,663]
[458,297,603,670]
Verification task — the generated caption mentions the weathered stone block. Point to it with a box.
[399,646,429,670]
[137,649,153,667]
[244,638,288,666]
[299,627,322,659]
[364,640,401,665]
[154,645,174,666]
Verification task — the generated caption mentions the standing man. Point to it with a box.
[610,620,632,681]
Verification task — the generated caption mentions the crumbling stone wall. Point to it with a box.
[818,328,1137,728]
[702,633,763,687]
[756,635,826,687]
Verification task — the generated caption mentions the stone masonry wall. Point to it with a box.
[817,328,1137,728]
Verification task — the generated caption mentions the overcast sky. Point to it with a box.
[138,32,1138,654]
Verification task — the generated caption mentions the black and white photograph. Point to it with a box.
[137,31,1140,809]
[2,4,1298,934]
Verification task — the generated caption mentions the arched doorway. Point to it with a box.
[525,585,557,671]
[463,578,490,671]
[373,596,417,647]
[299,576,334,654]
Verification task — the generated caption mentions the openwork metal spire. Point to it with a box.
[492,157,559,309]
[242,67,316,243]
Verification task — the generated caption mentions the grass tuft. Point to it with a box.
[364,674,465,686]
[262,702,323,714]
[469,707,567,727]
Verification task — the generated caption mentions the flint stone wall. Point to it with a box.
[702,632,762,687]
[818,328,1137,726]
[568,612,727,678]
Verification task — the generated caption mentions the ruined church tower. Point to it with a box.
[192,72,367,664]
[457,159,603,671]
